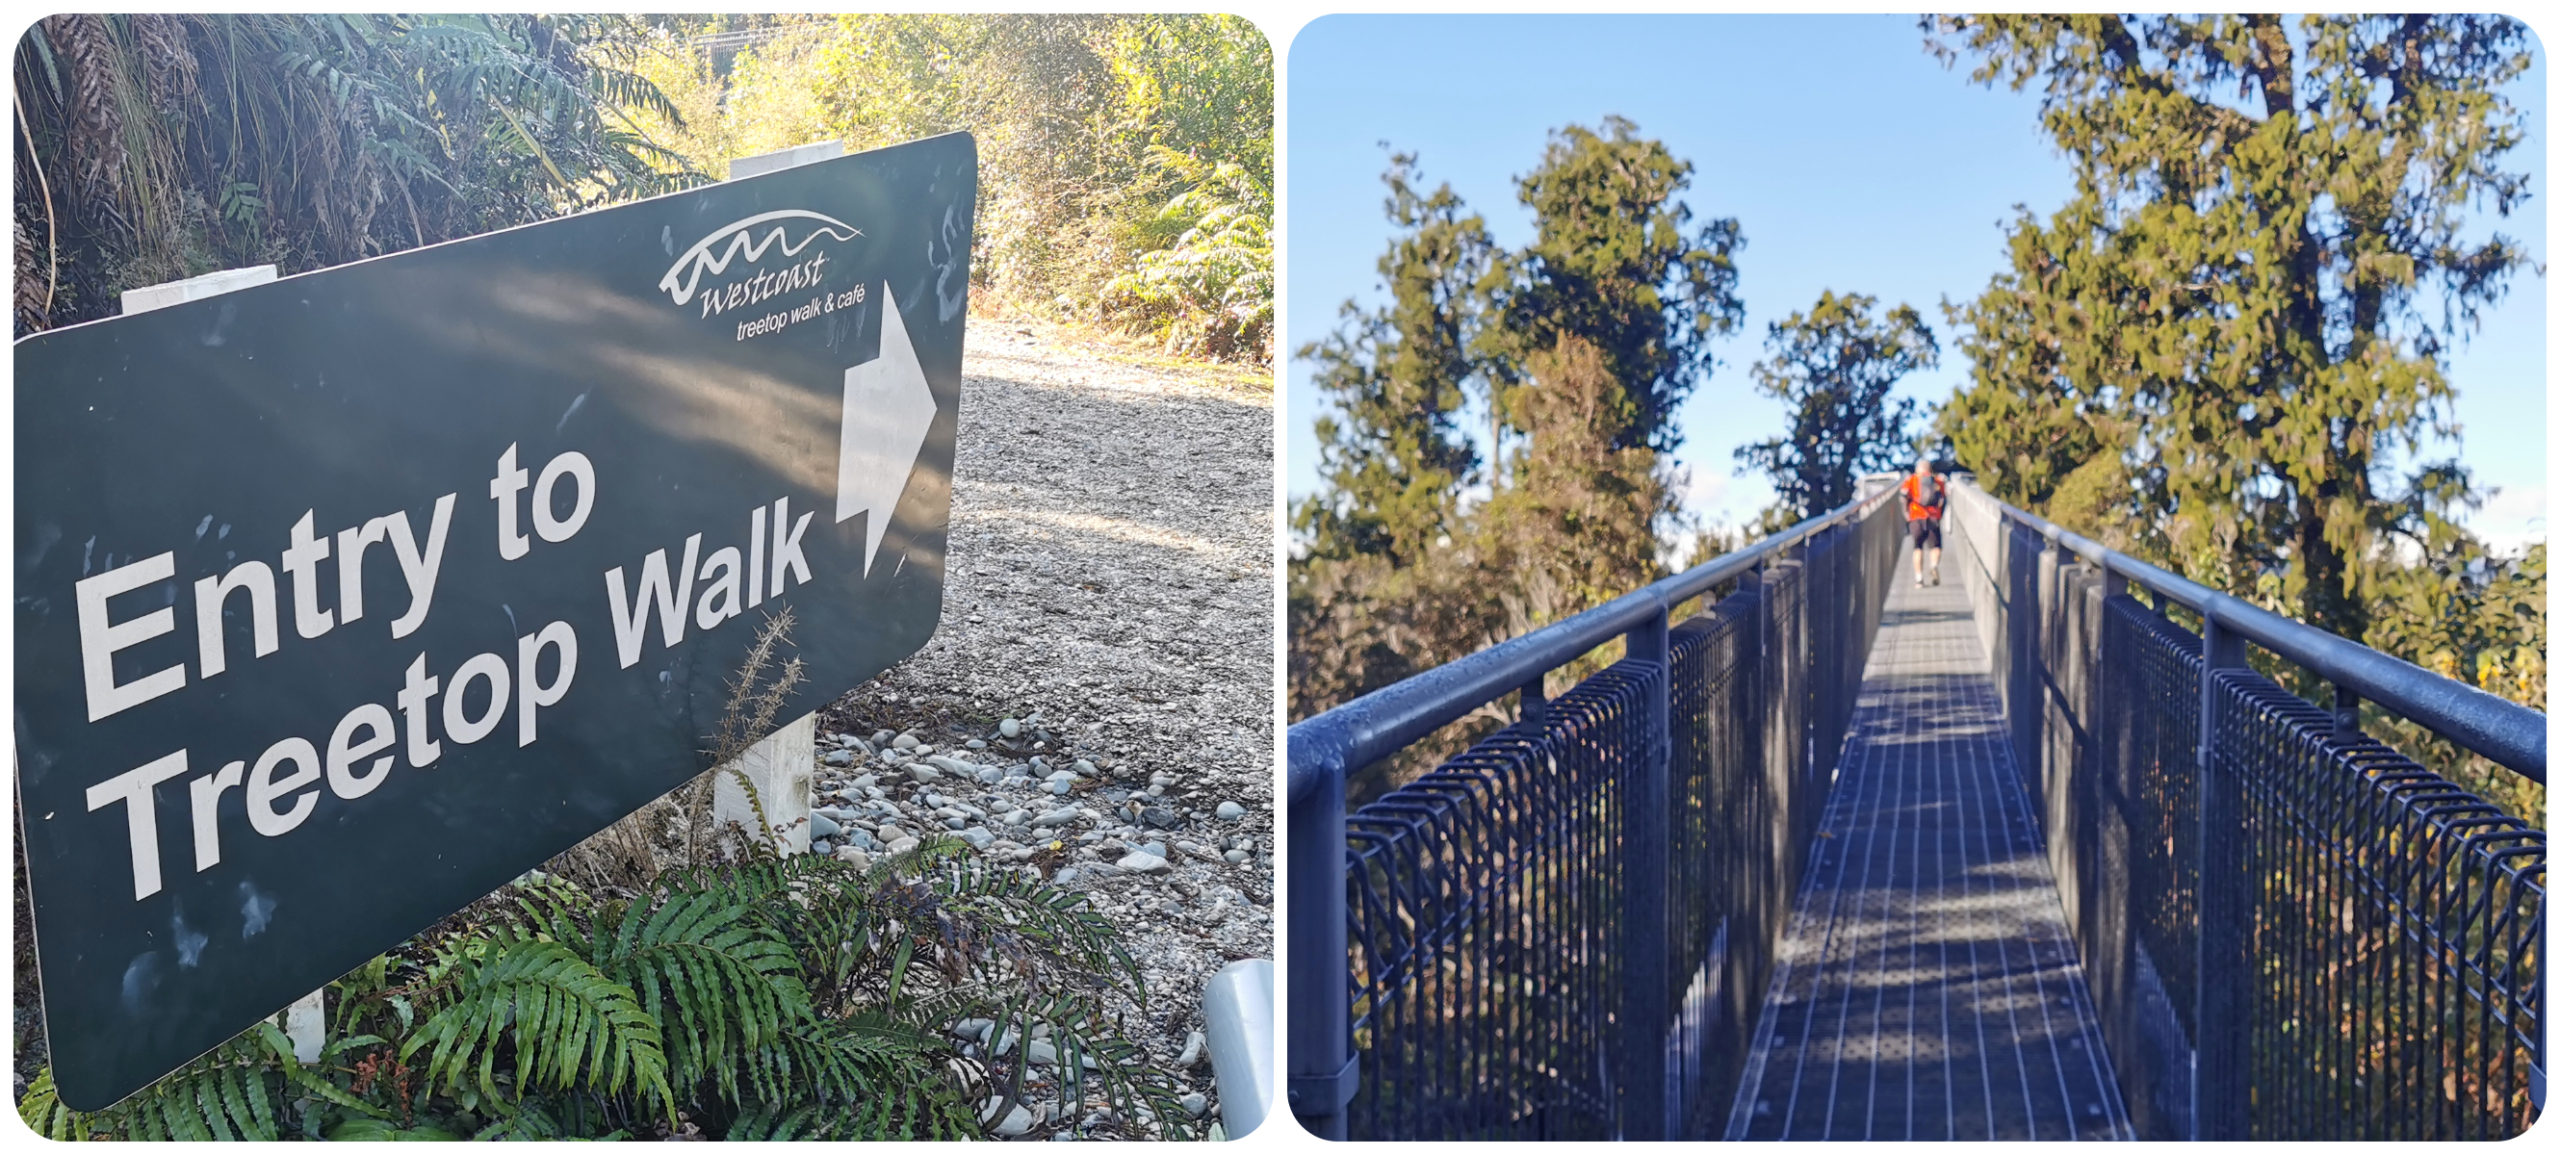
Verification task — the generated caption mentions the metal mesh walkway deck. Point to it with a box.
[1725,552,2133,1140]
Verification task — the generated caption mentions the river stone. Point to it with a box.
[1215,801,1246,821]
[1001,718,1023,738]
[823,749,854,767]
[961,827,996,850]
[809,812,842,840]
[1115,850,1170,874]
[893,732,921,751]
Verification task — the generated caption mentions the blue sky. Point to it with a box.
[1285,14,2548,550]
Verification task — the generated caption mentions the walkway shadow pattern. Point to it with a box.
[1727,560,2132,1140]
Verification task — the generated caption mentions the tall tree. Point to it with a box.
[1290,123,1746,736]
[1926,15,2534,641]
[1487,116,1744,457]
[1737,291,1934,521]
[1292,154,1493,567]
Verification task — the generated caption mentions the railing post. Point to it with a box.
[2330,682,2360,740]
[1520,672,1548,726]
[1286,761,1353,1140]
[2193,614,2250,1140]
[1622,607,1672,1140]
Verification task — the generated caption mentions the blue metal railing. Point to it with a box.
[1945,479,2545,1140]
[1286,488,1901,1139]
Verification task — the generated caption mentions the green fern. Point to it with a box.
[13,1020,369,1141]
[402,933,674,1124]
[525,883,813,1103]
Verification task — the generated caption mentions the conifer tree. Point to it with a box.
[1737,291,1935,522]
[1487,116,1744,458]
[1293,154,1493,567]
[1927,15,2534,640]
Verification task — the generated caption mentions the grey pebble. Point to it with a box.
[1215,801,1246,821]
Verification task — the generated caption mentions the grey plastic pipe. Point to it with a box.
[1202,958,1275,1137]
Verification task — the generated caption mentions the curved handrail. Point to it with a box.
[1285,486,1898,804]
[1955,478,2546,783]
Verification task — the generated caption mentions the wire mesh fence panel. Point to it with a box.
[2109,598,2203,1041]
[1664,593,1757,1139]
[1343,659,1659,1140]
[2211,668,2544,1140]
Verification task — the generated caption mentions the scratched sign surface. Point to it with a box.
[12,133,974,1109]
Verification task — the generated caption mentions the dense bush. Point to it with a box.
[624,15,1273,361]
[12,14,701,334]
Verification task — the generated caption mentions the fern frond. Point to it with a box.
[19,1019,300,1141]
[401,936,674,1123]
[585,886,813,1102]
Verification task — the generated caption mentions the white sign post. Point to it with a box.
[696,140,856,856]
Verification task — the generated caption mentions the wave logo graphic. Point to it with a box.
[659,210,862,306]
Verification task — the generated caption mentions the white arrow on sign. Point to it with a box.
[836,285,938,575]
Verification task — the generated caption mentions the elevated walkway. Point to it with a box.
[1726,554,2130,1140]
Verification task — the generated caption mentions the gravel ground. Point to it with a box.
[813,320,1273,1138]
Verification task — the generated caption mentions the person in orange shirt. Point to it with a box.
[1900,458,1946,587]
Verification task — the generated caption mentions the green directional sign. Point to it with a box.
[12,132,976,1110]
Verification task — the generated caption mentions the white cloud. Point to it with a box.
[1678,463,1730,512]
[2468,483,2547,554]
